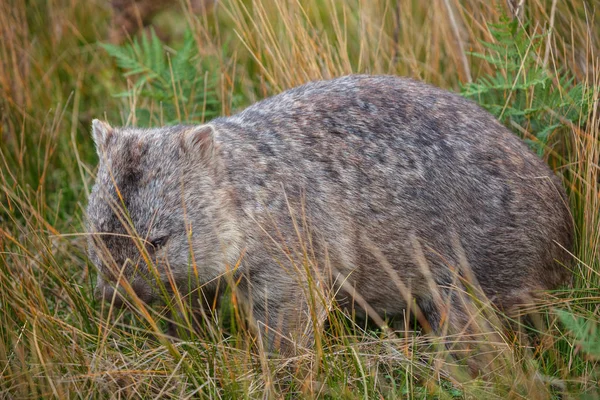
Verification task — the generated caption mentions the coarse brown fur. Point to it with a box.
[87,75,573,354]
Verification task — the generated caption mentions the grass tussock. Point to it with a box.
[0,0,599,398]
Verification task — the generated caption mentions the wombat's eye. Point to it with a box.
[149,236,168,250]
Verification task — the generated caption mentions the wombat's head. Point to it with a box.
[87,120,237,306]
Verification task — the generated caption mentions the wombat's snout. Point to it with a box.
[94,275,153,306]
[94,281,124,307]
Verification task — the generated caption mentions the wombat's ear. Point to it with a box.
[92,119,114,153]
[181,124,216,160]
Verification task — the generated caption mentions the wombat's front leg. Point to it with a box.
[165,283,223,339]
[247,281,316,356]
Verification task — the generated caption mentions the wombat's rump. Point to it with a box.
[87,75,573,351]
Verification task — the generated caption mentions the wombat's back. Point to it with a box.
[212,75,572,315]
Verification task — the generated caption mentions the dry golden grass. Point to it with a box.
[0,0,598,398]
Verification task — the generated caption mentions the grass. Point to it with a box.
[1,0,599,398]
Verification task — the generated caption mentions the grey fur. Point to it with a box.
[87,75,573,351]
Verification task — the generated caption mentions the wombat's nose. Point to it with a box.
[95,275,153,306]
[94,281,125,307]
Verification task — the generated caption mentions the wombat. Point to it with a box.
[87,75,573,352]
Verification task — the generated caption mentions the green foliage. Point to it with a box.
[557,309,600,360]
[101,29,222,126]
[461,17,592,155]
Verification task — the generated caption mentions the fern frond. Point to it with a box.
[461,14,592,154]
[101,29,226,125]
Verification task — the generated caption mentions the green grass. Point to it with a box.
[1,0,599,398]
